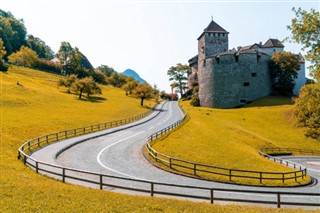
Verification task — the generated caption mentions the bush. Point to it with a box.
[294,83,320,140]
[190,95,200,106]
[34,58,62,73]
[0,60,8,72]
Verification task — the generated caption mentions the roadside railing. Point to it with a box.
[20,153,320,208]
[17,101,320,208]
[260,148,320,157]
[145,105,311,185]
[18,105,156,158]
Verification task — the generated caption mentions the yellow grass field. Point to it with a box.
[151,98,320,186]
[0,66,315,212]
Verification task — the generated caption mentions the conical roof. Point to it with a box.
[198,20,229,40]
[204,20,228,33]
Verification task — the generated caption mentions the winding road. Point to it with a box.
[30,101,320,208]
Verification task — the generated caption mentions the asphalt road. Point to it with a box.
[30,101,320,208]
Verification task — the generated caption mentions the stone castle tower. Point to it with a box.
[189,20,305,108]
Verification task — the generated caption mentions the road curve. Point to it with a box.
[30,101,320,208]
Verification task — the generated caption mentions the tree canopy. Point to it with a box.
[287,7,320,82]
[8,46,39,67]
[167,63,190,98]
[133,83,155,106]
[294,83,320,140]
[269,51,300,96]
[27,35,54,60]
[0,9,27,58]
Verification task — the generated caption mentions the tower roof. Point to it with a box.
[198,20,229,40]
[263,39,284,48]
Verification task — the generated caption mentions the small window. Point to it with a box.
[243,82,250,86]
[215,57,220,64]
[235,55,239,62]
[252,73,257,77]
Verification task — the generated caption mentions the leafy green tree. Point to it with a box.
[71,77,102,99]
[167,63,190,98]
[106,72,127,88]
[133,83,155,106]
[27,35,54,60]
[287,7,320,82]
[0,38,8,71]
[122,79,138,95]
[0,10,27,58]
[8,46,39,67]
[92,70,107,84]
[58,74,78,93]
[269,52,300,96]
[96,65,115,77]
[294,83,320,140]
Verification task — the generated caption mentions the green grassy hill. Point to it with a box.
[0,66,312,212]
[151,98,320,186]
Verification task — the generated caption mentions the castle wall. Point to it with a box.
[199,53,272,108]
[293,62,306,95]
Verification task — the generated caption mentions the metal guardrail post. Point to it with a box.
[229,170,232,181]
[194,164,197,175]
[36,162,39,173]
[260,172,262,184]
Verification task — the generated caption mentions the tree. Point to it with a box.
[96,65,115,77]
[0,10,27,58]
[92,70,107,84]
[133,83,154,106]
[170,82,179,100]
[294,83,320,140]
[106,72,127,88]
[27,35,54,60]
[122,79,138,95]
[0,38,8,71]
[269,52,300,96]
[71,77,102,99]
[287,7,320,82]
[8,46,39,67]
[58,74,78,93]
[167,63,190,98]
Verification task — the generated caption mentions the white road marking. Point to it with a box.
[97,131,147,180]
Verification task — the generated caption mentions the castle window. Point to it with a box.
[218,33,220,37]
[257,54,261,62]
[252,72,257,77]
[235,55,239,62]
[243,82,250,86]
[215,56,220,64]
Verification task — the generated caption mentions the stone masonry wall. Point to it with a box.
[199,53,272,108]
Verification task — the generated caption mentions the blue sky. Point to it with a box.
[1,0,319,92]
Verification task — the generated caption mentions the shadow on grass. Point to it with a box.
[78,96,107,103]
[243,96,295,108]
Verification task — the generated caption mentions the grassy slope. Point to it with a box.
[1,66,309,212]
[152,98,320,186]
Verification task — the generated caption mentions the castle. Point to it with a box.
[188,20,305,108]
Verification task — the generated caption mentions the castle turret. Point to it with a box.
[198,20,229,107]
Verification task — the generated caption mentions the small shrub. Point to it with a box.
[190,95,200,106]
[0,61,8,72]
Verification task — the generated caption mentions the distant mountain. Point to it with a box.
[121,69,147,83]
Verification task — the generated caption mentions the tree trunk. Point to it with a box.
[140,97,145,106]
[79,89,83,99]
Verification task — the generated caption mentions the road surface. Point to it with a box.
[30,101,320,208]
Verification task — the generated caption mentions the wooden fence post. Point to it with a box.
[169,158,172,168]
[260,172,262,184]
[210,189,214,204]
[277,193,281,208]
[194,164,197,175]
[229,170,232,181]
[100,174,103,190]
[282,174,285,183]
[62,168,65,183]
[36,162,39,173]
[151,183,154,197]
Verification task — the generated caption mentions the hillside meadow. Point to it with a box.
[2,66,314,212]
[151,97,320,186]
